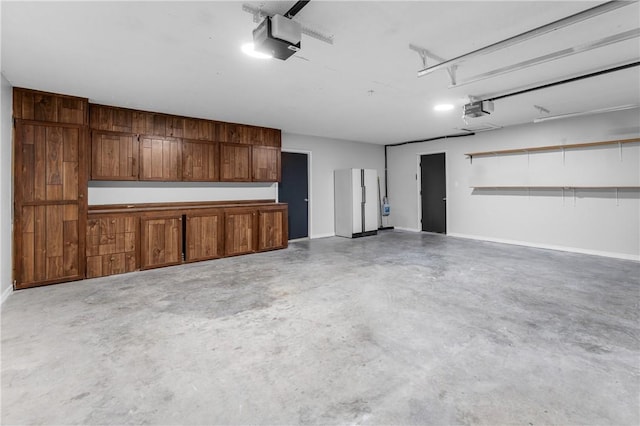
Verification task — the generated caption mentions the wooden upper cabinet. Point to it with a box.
[139,136,181,181]
[17,122,83,203]
[166,116,184,138]
[224,208,257,256]
[184,118,211,141]
[185,210,224,262]
[89,105,132,133]
[263,128,282,147]
[182,140,218,181]
[91,131,139,180]
[252,146,280,182]
[140,215,183,269]
[220,143,251,182]
[258,205,288,251]
[132,111,166,137]
[13,88,88,125]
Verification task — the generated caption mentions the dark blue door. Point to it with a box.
[279,152,309,239]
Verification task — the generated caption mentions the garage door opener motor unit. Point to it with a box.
[253,14,302,60]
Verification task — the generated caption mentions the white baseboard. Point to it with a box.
[394,227,420,233]
[310,232,335,239]
[1,285,13,305]
[448,233,640,262]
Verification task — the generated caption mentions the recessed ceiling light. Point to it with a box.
[241,43,272,59]
[434,103,455,112]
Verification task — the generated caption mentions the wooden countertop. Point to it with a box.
[88,199,286,215]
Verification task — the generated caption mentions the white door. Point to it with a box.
[351,169,362,233]
[363,169,378,232]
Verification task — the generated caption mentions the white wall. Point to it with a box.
[1,74,13,303]
[387,109,640,260]
[282,133,385,238]
[89,182,276,205]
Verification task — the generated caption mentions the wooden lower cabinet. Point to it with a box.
[140,215,183,269]
[224,207,258,256]
[81,201,287,281]
[258,205,288,251]
[185,210,224,261]
[19,204,82,287]
[86,215,138,278]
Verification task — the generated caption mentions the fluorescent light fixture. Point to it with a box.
[533,104,639,123]
[241,42,272,59]
[434,103,454,112]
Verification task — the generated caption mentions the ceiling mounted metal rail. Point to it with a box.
[451,28,640,88]
[417,0,635,78]
[285,1,310,18]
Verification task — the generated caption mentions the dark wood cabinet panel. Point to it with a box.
[13,88,88,125]
[185,211,224,261]
[263,128,282,147]
[166,116,184,138]
[140,216,183,269]
[19,204,81,286]
[183,118,213,141]
[258,206,288,251]
[86,216,138,278]
[17,123,83,202]
[224,208,257,256]
[139,136,181,181]
[91,131,139,180]
[90,105,133,133]
[182,140,219,181]
[220,143,251,182]
[252,146,281,182]
[133,111,167,136]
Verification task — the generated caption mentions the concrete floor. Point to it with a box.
[1,231,639,425]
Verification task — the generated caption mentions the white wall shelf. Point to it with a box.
[464,137,640,162]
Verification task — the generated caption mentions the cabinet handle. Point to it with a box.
[78,194,84,199]
[110,257,115,261]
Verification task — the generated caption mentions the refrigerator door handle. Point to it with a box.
[362,186,366,204]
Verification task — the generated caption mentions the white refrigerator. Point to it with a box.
[334,168,378,238]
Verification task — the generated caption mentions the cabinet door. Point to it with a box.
[166,116,184,138]
[91,131,139,180]
[14,120,86,289]
[86,216,138,278]
[224,209,257,256]
[185,212,224,261]
[258,207,288,251]
[19,204,80,285]
[220,143,250,182]
[90,105,132,133]
[139,136,181,181]
[252,146,280,182]
[140,216,183,269]
[14,88,87,125]
[182,140,219,181]
[18,123,82,202]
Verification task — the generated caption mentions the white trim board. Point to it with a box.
[310,232,335,239]
[448,232,640,262]
[1,285,12,305]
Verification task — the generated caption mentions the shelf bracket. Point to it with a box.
[562,147,566,165]
[573,188,576,207]
[562,187,565,206]
[619,142,622,162]
[616,188,619,206]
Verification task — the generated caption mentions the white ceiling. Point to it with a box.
[2,1,639,144]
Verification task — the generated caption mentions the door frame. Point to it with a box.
[279,149,312,240]
[416,151,448,233]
